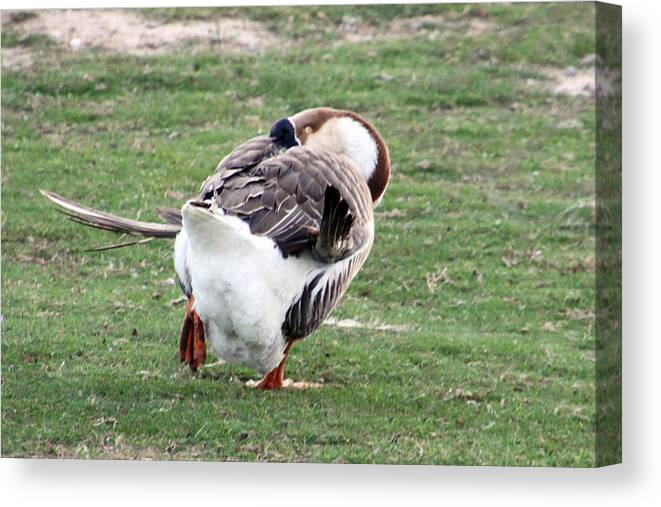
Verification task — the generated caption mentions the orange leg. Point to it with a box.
[193,312,206,368]
[179,297,206,372]
[254,340,293,390]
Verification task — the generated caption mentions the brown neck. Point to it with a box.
[367,137,390,204]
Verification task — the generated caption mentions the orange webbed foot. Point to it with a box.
[244,341,324,390]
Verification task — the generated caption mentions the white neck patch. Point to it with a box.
[306,116,378,182]
[336,116,378,181]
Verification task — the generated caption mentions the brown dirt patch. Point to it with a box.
[542,67,596,97]
[2,8,280,70]
[1,47,33,70]
[526,65,620,97]
[335,14,497,45]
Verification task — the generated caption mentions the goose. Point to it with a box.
[42,107,390,389]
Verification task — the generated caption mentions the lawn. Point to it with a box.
[2,3,601,465]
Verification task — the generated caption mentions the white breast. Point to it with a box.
[180,204,329,372]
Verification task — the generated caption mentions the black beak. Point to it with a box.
[269,118,299,149]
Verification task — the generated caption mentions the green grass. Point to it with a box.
[2,3,599,465]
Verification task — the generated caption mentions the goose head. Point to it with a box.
[269,108,391,206]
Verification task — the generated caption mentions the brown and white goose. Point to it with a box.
[42,107,390,389]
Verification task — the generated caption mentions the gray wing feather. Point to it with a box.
[203,143,373,261]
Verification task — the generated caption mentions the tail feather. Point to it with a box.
[85,237,156,252]
[157,207,183,227]
[314,185,354,262]
[41,190,181,239]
